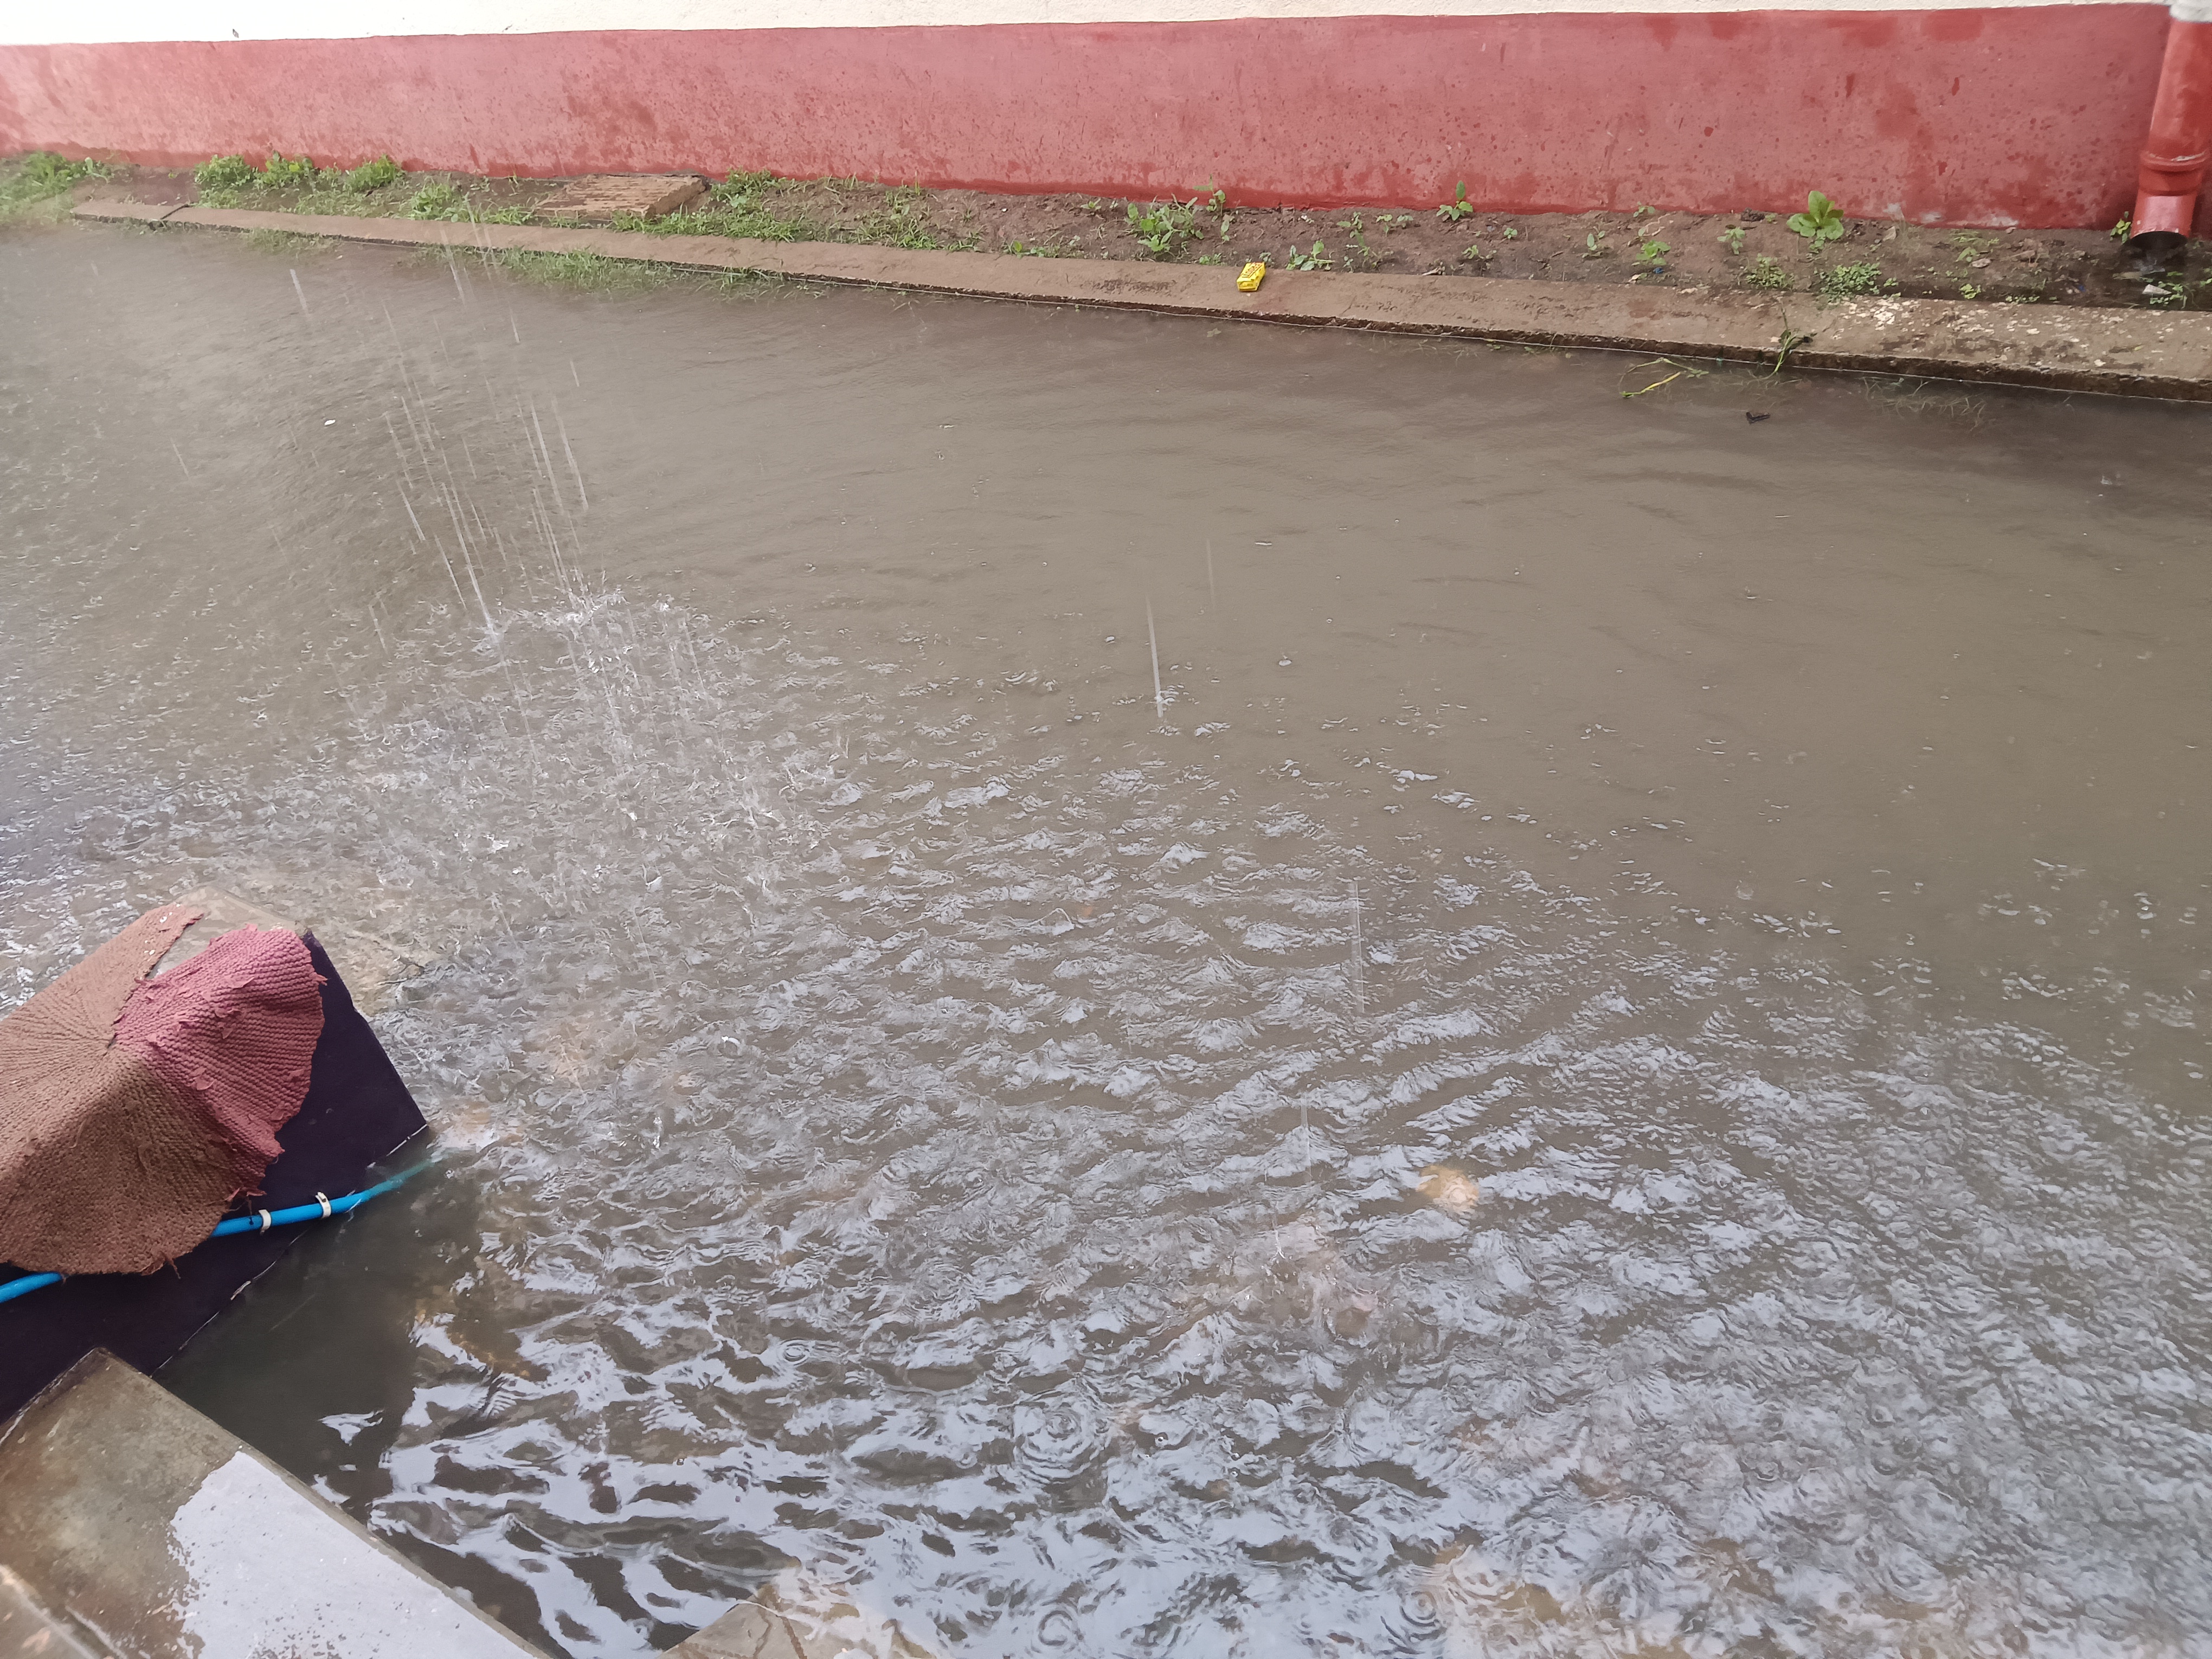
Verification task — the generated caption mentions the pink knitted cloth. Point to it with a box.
[0,911,325,1276]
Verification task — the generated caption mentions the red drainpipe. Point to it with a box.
[2125,1,2212,266]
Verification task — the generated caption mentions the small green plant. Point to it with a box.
[1743,256,1792,292]
[1006,236,1078,258]
[1285,240,1330,271]
[1948,230,1997,266]
[403,181,469,220]
[483,206,533,225]
[1500,226,1520,240]
[1787,190,1847,245]
[1581,231,1609,259]
[1959,281,1982,300]
[2143,279,2185,308]
[1127,196,1201,258]
[1817,260,1888,299]
[194,154,255,193]
[1336,211,1384,269]
[1720,224,1747,255]
[343,155,402,192]
[1637,238,1670,266]
[1377,212,1416,232]
[1437,182,1474,223]
[1631,202,1655,219]
[2110,216,2132,240]
[256,152,320,191]
[1460,242,1487,263]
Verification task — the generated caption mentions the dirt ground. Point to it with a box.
[70,162,2212,312]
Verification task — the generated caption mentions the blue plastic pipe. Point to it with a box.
[0,1164,429,1307]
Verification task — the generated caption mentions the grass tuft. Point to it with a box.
[241,227,333,254]
[404,181,471,220]
[0,151,110,224]
[642,171,820,242]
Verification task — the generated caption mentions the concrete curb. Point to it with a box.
[74,199,2212,401]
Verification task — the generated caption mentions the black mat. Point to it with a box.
[0,936,427,1423]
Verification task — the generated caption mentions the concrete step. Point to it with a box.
[0,1351,545,1658]
[1,1565,103,1659]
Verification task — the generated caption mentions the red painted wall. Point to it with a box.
[0,8,2169,227]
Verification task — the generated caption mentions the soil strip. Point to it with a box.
[74,199,2212,400]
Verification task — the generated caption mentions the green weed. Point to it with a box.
[1719,224,1746,255]
[1460,242,1488,263]
[343,155,402,192]
[1787,190,1846,245]
[403,181,470,220]
[1336,211,1383,269]
[1127,196,1203,258]
[1817,260,1888,299]
[1742,256,1792,292]
[1636,238,1669,267]
[1006,236,1080,258]
[1581,230,1609,259]
[0,151,110,223]
[257,152,320,191]
[195,154,258,191]
[1285,240,1330,271]
[2110,216,2132,240]
[1500,226,1520,240]
[1947,230,1997,266]
[1437,182,1473,223]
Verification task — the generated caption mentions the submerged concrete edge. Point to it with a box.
[73,198,2212,400]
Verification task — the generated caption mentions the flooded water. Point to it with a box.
[3,227,2209,1657]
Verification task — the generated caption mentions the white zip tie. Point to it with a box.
[256,1210,273,1232]
[316,1192,333,1218]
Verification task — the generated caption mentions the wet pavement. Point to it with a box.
[3,226,2209,1656]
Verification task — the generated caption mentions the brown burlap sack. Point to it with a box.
[0,905,324,1276]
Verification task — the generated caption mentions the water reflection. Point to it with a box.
[2,228,2207,1656]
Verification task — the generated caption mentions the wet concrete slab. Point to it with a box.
[532,173,708,221]
[672,1585,938,1659]
[0,1352,544,1657]
[1,1565,102,1659]
[74,198,2212,400]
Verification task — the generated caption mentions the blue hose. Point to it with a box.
[0,1163,430,1307]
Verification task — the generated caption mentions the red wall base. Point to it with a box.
[0,8,2168,227]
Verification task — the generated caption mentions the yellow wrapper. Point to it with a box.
[1237,261,1267,293]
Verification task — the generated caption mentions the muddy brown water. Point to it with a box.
[3,227,2208,1657]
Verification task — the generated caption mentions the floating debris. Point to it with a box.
[1416,1165,1481,1213]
